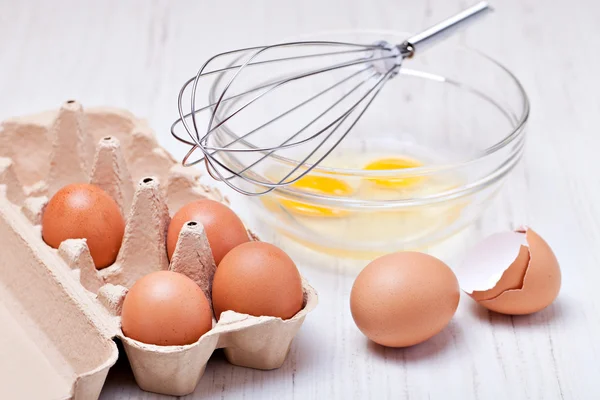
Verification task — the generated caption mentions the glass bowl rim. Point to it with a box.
[209,28,530,179]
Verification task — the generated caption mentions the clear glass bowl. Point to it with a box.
[207,30,529,259]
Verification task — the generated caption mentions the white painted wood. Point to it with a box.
[1,0,599,398]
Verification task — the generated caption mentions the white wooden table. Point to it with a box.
[2,0,599,398]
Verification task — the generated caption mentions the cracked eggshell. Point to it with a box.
[457,227,561,315]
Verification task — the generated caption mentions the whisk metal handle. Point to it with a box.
[400,1,491,56]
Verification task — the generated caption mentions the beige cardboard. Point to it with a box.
[59,239,105,294]
[0,157,25,205]
[20,195,47,225]
[0,116,52,187]
[46,101,90,197]
[169,221,217,308]
[0,189,118,400]
[0,101,318,399]
[90,136,134,216]
[165,164,207,214]
[103,177,172,288]
[97,284,128,316]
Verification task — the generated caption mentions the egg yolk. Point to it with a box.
[363,157,424,188]
[277,175,353,217]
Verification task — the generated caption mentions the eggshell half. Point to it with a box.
[457,227,561,315]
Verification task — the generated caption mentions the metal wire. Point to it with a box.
[170,2,491,195]
[171,42,398,195]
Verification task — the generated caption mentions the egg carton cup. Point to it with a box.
[0,101,318,399]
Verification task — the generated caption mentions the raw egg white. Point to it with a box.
[350,252,460,347]
[457,226,561,315]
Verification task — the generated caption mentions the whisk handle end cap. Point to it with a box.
[403,1,492,55]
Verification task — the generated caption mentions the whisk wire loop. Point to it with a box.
[170,2,491,195]
[200,67,395,196]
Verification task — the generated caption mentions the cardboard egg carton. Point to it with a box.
[0,101,318,399]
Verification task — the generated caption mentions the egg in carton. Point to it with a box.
[0,100,318,399]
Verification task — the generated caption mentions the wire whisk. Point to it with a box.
[171,2,491,196]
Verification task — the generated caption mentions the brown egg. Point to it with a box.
[458,227,561,315]
[121,270,213,346]
[167,199,249,265]
[211,242,304,320]
[350,252,460,348]
[42,183,125,269]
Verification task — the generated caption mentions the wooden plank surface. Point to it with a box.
[1,0,598,398]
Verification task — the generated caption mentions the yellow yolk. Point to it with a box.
[277,175,353,217]
[363,157,424,188]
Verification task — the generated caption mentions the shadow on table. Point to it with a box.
[365,319,463,362]
[467,296,570,328]
[190,318,324,398]
[99,339,176,399]
[100,327,322,399]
